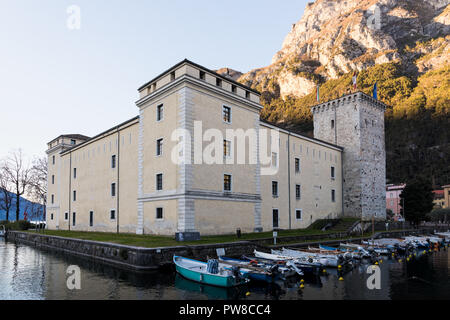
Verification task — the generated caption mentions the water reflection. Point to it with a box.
[0,239,449,300]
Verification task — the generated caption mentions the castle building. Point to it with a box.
[46,60,387,239]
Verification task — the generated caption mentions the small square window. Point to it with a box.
[71,139,76,145]
[296,210,302,220]
[170,71,175,81]
[223,106,231,123]
[50,214,53,220]
[296,185,301,200]
[224,175,232,192]
[295,158,300,173]
[89,211,94,227]
[156,207,163,220]
[156,174,163,191]
[199,70,206,80]
[223,140,231,158]
[157,139,163,156]
[157,104,164,122]
[246,91,250,99]
[110,210,116,220]
[231,85,237,93]
[216,78,222,87]
[272,181,278,197]
[65,212,68,220]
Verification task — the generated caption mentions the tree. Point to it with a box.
[399,177,434,226]
[28,156,47,221]
[1,150,33,221]
[0,168,13,220]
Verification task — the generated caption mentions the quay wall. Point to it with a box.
[6,231,261,272]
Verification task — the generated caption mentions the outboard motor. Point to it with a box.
[231,266,241,281]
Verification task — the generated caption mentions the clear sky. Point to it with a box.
[0,0,309,162]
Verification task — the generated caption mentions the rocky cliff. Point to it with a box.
[236,0,450,186]
[239,0,449,99]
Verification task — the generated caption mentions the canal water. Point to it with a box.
[0,239,449,300]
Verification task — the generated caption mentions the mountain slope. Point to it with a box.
[0,190,44,221]
[237,0,450,186]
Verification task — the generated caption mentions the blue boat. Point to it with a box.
[218,256,283,283]
[173,256,248,288]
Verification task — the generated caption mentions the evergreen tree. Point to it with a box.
[399,177,434,226]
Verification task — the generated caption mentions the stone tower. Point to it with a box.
[311,92,387,221]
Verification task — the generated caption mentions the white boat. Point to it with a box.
[272,248,339,267]
[255,249,326,266]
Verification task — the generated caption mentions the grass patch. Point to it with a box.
[25,227,346,249]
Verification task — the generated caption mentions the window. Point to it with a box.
[296,185,301,200]
[231,84,237,93]
[71,139,76,145]
[272,152,278,167]
[224,174,232,192]
[223,140,231,158]
[156,138,163,156]
[295,158,300,173]
[110,210,116,220]
[331,189,336,202]
[50,214,53,220]
[65,212,68,220]
[52,175,55,184]
[72,212,76,226]
[156,174,163,191]
[89,211,94,227]
[273,209,279,229]
[52,155,55,165]
[152,83,156,92]
[111,155,116,168]
[223,106,231,123]
[199,70,206,80]
[272,181,278,197]
[331,120,335,130]
[156,207,163,220]
[170,71,175,81]
[73,168,77,179]
[216,78,222,87]
[111,183,116,197]
[246,91,250,99]
[51,194,54,204]
[296,209,302,220]
[157,104,164,122]
[331,166,335,180]
[73,190,76,201]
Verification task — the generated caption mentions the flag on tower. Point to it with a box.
[373,82,378,100]
[352,72,358,91]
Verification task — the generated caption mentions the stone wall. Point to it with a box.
[6,231,259,271]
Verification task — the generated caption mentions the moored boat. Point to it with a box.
[173,256,248,288]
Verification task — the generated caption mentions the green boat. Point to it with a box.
[173,256,248,288]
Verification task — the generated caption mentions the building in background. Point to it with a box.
[443,185,450,209]
[386,184,406,221]
[432,190,445,209]
[46,60,387,238]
